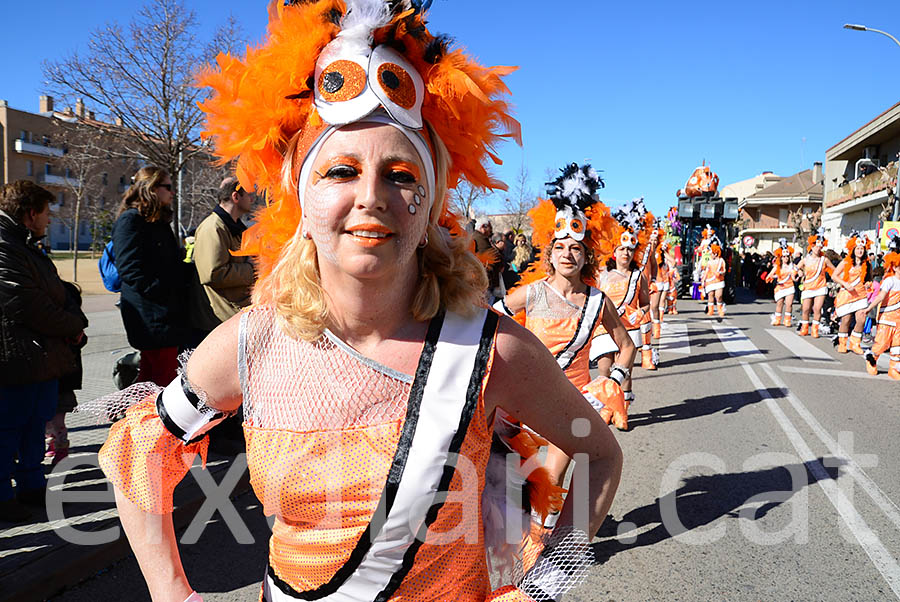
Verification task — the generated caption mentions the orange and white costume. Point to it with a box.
[834,234,872,355]
[701,240,726,317]
[101,307,532,601]
[95,1,599,600]
[764,241,796,327]
[505,163,629,430]
[866,246,900,380]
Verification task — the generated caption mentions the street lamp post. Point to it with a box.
[843,24,900,221]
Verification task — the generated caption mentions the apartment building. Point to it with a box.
[823,101,900,248]
[0,95,139,249]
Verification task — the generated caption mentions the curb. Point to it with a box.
[0,459,251,602]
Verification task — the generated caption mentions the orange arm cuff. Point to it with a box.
[98,396,209,514]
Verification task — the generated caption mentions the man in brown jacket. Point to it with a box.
[193,177,255,325]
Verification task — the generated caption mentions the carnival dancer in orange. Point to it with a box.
[609,199,657,370]
[596,204,653,408]
[765,239,798,327]
[89,2,623,601]
[701,237,727,317]
[832,232,872,354]
[798,228,836,337]
[864,235,900,379]
[666,248,680,314]
[497,163,634,493]
[655,238,673,322]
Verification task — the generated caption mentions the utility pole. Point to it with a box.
[843,24,900,220]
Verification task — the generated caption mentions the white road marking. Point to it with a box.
[740,361,900,599]
[659,322,690,355]
[712,324,763,358]
[713,325,900,598]
[779,366,885,381]
[765,328,837,362]
[762,363,900,535]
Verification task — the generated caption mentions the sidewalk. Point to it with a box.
[0,296,249,602]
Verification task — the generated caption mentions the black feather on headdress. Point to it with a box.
[612,197,647,232]
[545,163,604,213]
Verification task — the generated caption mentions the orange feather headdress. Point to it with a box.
[197,0,521,283]
[843,231,872,282]
[516,163,618,288]
[807,227,827,252]
[773,238,794,277]
[609,198,655,266]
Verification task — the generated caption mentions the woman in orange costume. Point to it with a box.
[666,247,680,314]
[701,238,727,317]
[864,236,900,380]
[596,202,653,410]
[765,240,798,327]
[655,237,672,324]
[798,228,836,337]
[497,164,634,490]
[832,232,872,354]
[92,2,622,601]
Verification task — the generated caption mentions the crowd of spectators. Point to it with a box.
[469,217,536,302]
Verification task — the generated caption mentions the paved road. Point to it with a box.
[50,293,900,601]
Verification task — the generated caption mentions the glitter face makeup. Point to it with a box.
[302,123,429,274]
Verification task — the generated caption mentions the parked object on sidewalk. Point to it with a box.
[113,351,141,391]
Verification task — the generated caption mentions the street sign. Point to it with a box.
[742,235,755,248]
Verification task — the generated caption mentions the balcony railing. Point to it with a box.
[38,173,80,188]
[826,160,897,208]
[14,139,64,158]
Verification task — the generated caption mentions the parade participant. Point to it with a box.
[597,202,653,408]
[798,228,836,337]
[654,236,672,326]
[497,163,634,474]
[832,232,872,354]
[765,239,797,327]
[701,237,727,317]
[666,248,680,314]
[864,236,900,379]
[93,2,622,600]
[694,225,716,301]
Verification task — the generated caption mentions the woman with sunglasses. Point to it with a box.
[111,166,187,385]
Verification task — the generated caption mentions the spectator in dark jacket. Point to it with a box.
[0,181,86,522]
[112,166,187,386]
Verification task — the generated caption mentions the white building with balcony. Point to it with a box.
[823,101,900,249]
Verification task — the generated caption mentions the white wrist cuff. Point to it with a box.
[157,376,230,444]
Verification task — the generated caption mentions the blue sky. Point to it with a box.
[2,0,899,215]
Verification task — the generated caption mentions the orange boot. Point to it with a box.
[865,351,879,375]
[783,314,792,328]
[706,303,714,316]
[641,347,657,370]
[837,335,848,353]
[848,332,864,355]
[652,320,661,339]
[811,322,820,338]
[799,321,809,336]
[771,313,782,326]
[889,360,900,381]
[717,304,726,318]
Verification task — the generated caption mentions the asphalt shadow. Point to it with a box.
[628,389,777,429]
[592,457,843,563]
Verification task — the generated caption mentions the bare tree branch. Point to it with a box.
[42,0,246,238]
[500,163,537,232]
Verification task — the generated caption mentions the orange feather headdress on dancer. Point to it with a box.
[843,230,872,282]
[198,0,521,291]
[886,234,900,274]
[807,227,828,252]
[516,163,618,290]
[609,198,656,268]
[773,238,794,278]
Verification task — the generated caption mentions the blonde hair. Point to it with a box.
[254,123,488,341]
